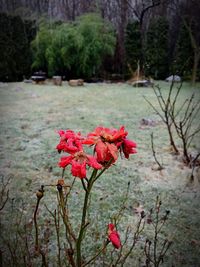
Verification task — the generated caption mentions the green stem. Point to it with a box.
[76,169,98,267]
[76,163,111,266]
[94,159,113,182]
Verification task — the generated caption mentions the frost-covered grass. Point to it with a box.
[0,81,200,266]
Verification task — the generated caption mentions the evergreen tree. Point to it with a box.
[0,13,35,81]
[145,17,169,80]
[125,21,142,75]
[173,22,193,80]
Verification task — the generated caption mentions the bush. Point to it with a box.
[31,13,116,78]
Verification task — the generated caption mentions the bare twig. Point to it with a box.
[151,133,164,170]
[34,185,44,252]
[0,176,11,211]
[190,152,200,181]
[144,197,172,267]
[33,185,48,266]
[45,205,62,267]
[118,214,145,266]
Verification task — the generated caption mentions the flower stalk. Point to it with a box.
[34,185,44,252]
[57,183,76,247]
[76,169,98,267]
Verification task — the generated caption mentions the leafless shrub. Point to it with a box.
[170,92,200,166]
[144,82,200,167]
[144,82,180,154]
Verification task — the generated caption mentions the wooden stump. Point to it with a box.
[53,76,62,86]
[68,79,84,86]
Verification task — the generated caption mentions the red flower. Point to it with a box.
[95,140,118,164]
[83,126,137,164]
[108,224,121,249]
[56,130,83,154]
[58,150,102,179]
[121,139,137,159]
[84,126,127,144]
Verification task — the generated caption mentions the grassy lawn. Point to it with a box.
[0,81,200,266]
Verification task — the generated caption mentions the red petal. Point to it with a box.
[95,141,107,162]
[123,139,137,159]
[58,156,73,168]
[112,126,127,141]
[87,155,102,169]
[82,138,95,145]
[106,143,118,161]
[71,160,86,178]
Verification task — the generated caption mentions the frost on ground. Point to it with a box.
[0,81,200,266]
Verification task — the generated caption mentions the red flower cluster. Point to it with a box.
[108,223,121,249]
[56,126,137,179]
[56,130,102,179]
[56,130,83,153]
[83,126,137,164]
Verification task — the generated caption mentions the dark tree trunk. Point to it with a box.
[191,49,200,85]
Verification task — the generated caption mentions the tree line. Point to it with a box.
[0,0,199,82]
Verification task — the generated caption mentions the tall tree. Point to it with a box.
[183,9,200,84]
[0,13,36,81]
[124,0,162,70]
[115,0,128,74]
[125,21,142,73]
[145,16,169,79]
[173,22,193,78]
[171,0,200,84]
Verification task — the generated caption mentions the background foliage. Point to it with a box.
[0,13,36,82]
[125,21,142,75]
[173,22,194,79]
[0,0,200,82]
[145,17,169,80]
[31,13,116,78]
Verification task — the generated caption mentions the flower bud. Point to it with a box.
[36,186,44,199]
[57,183,62,191]
[108,223,121,249]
